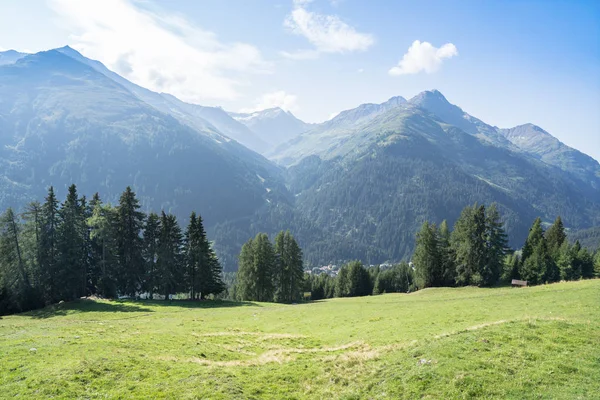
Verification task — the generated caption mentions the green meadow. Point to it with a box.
[1,280,599,399]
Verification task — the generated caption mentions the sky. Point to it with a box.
[1,0,599,160]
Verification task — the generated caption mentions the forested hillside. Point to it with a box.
[1,48,599,270]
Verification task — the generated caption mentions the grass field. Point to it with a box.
[1,280,599,399]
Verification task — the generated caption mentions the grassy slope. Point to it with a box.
[1,280,599,399]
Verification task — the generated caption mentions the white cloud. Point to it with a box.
[49,0,270,103]
[357,68,364,73]
[389,40,458,76]
[283,2,374,56]
[279,49,320,60]
[240,91,299,113]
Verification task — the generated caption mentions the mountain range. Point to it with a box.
[1,47,599,270]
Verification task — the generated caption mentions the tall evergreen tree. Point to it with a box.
[156,212,184,299]
[451,205,487,286]
[274,231,304,303]
[142,212,161,299]
[236,238,257,301]
[87,202,119,298]
[438,220,455,286]
[521,217,544,262]
[545,216,567,258]
[115,187,145,296]
[253,233,275,302]
[481,204,508,286]
[56,184,86,300]
[413,221,441,288]
[40,186,60,303]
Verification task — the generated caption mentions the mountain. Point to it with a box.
[498,123,600,188]
[0,49,286,231]
[267,91,600,263]
[1,47,598,269]
[0,50,28,65]
[230,107,310,153]
[54,46,267,153]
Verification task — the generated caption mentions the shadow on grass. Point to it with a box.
[24,298,261,319]
[140,299,262,309]
[26,299,154,319]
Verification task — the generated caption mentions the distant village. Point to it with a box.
[306,263,414,277]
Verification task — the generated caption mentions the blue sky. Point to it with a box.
[1,0,599,160]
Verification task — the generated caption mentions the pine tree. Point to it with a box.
[522,238,555,285]
[413,221,441,288]
[115,187,145,297]
[0,208,38,312]
[40,186,60,303]
[142,212,161,299]
[56,184,86,300]
[577,247,595,279]
[87,203,119,298]
[481,204,508,286]
[502,252,521,282]
[438,220,455,286]
[451,205,487,286]
[253,233,275,302]
[156,212,184,299]
[184,212,200,299]
[545,216,567,260]
[521,217,544,262]
[236,238,257,301]
[196,215,224,299]
[594,250,600,277]
[274,231,304,303]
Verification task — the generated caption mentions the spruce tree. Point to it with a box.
[413,221,440,288]
[253,233,275,302]
[274,231,304,302]
[87,203,119,298]
[451,205,487,286]
[438,220,456,286]
[40,186,60,303]
[115,186,145,297]
[157,212,184,299]
[236,238,257,301]
[521,217,544,263]
[56,184,86,300]
[142,212,161,299]
[545,216,567,259]
[481,204,508,286]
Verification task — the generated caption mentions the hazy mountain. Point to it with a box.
[0,49,286,230]
[0,50,28,65]
[1,47,598,268]
[499,123,600,188]
[267,91,600,263]
[230,107,310,153]
[55,46,267,153]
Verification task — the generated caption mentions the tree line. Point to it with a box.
[304,261,416,300]
[232,231,304,303]
[0,185,225,315]
[412,203,600,288]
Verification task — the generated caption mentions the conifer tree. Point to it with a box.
[545,216,567,259]
[56,184,86,300]
[156,212,184,299]
[87,202,119,298]
[40,186,60,302]
[253,233,275,302]
[115,186,145,296]
[451,205,487,286]
[438,220,456,286]
[196,214,224,299]
[481,204,508,286]
[413,221,441,288]
[236,238,257,301]
[274,231,304,302]
[521,217,544,263]
[142,212,161,299]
